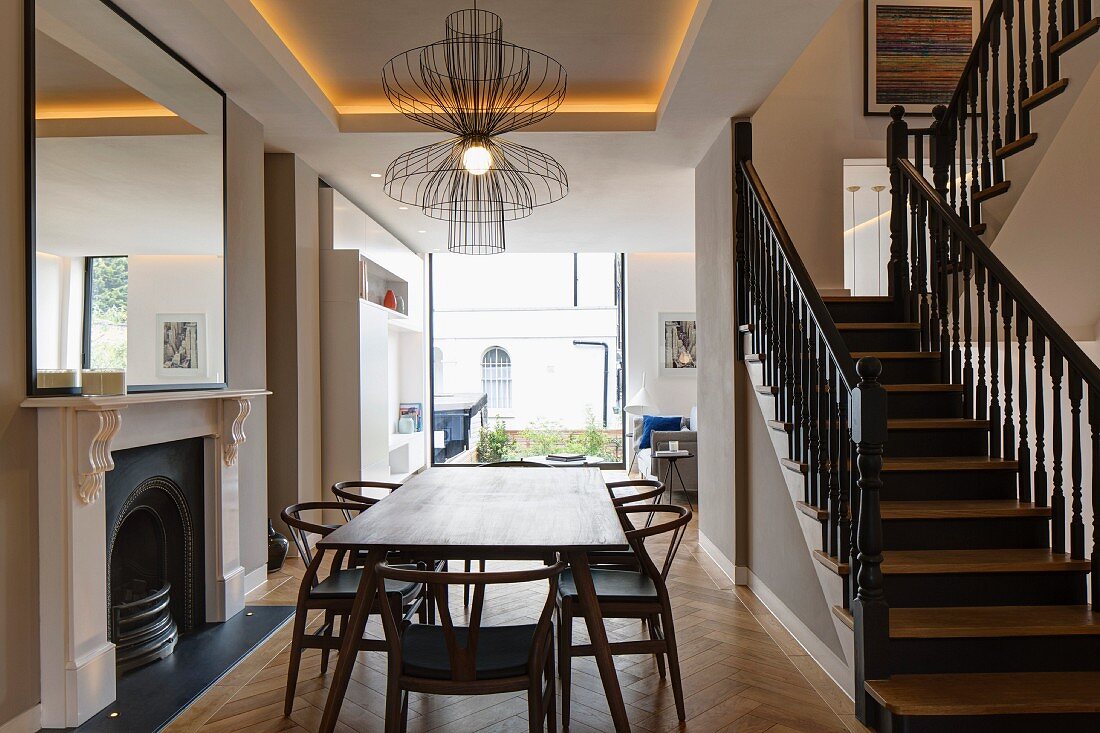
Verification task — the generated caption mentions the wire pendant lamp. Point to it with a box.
[381,5,568,254]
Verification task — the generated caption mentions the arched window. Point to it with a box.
[481,346,512,409]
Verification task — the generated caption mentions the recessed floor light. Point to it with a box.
[245,611,254,616]
[108,712,120,718]
[370,173,382,178]
[398,206,409,210]
[418,230,427,234]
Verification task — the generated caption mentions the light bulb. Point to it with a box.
[463,145,492,176]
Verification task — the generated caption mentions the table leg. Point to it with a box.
[318,547,387,733]
[673,460,694,511]
[567,551,632,732]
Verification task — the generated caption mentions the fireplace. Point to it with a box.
[105,439,206,672]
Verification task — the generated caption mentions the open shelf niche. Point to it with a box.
[319,186,428,488]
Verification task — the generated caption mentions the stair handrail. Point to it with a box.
[734,122,890,723]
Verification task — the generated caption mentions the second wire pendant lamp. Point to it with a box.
[381,6,569,254]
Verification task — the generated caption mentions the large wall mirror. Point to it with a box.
[28,0,227,395]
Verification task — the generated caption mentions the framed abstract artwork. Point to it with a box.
[156,313,206,378]
[865,0,984,116]
[659,312,697,375]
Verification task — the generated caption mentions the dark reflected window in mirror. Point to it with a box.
[29,0,226,395]
[83,256,128,371]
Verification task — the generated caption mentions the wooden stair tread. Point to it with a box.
[835,322,919,330]
[865,672,1100,716]
[885,418,989,430]
[767,420,792,432]
[883,383,963,392]
[754,384,778,395]
[1051,16,1100,57]
[880,549,1091,575]
[973,180,1011,204]
[796,501,827,521]
[780,458,807,474]
[831,605,1100,638]
[850,351,941,359]
[738,324,754,333]
[745,353,766,363]
[880,500,1050,519]
[1022,78,1069,112]
[813,549,848,576]
[880,456,1018,472]
[995,132,1038,160]
[821,295,893,303]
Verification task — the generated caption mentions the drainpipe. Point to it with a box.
[573,340,609,427]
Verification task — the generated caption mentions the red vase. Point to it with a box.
[383,289,397,310]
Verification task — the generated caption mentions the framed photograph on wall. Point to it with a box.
[156,313,206,378]
[659,312,697,375]
[865,0,984,115]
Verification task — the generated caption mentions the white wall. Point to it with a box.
[126,254,225,385]
[751,0,890,291]
[626,253,698,421]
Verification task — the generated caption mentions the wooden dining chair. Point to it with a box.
[280,501,426,716]
[331,479,401,521]
[604,478,664,507]
[373,559,566,733]
[557,504,693,728]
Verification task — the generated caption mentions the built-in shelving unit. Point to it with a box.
[318,186,428,489]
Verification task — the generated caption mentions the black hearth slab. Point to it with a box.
[45,605,294,733]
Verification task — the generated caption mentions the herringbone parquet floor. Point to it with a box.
[164,487,868,733]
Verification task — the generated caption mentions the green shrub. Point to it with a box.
[476,420,517,463]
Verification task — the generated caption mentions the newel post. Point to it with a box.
[851,357,890,724]
[734,120,753,359]
[886,106,910,312]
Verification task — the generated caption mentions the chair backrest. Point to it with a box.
[479,460,553,467]
[373,560,566,682]
[605,478,664,506]
[617,504,692,582]
[331,480,401,520]
[280,501,365,568]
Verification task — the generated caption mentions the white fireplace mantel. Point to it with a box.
[23,388,269,728]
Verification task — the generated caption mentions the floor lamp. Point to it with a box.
[625,373,659,476]
[847,185,861,294]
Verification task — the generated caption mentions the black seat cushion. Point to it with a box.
[558,568,658,602]
[401,624,536,680]
[311,567,419,600]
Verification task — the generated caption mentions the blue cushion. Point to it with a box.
[638,415,683,450]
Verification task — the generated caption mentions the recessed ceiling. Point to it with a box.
[250,0,698,114]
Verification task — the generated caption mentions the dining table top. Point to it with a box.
[318,466,630,554]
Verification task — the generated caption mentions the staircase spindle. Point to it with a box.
[1081,0,1094,24]
[1051,350,1066,552]
[1017,314,1031,502]
[817,337,829,513]
[1069,369,1084,559]
[963,249,975,416]
[794,294,805,465]
[1032,0,1045,111]
[1005,0,1018,143]
[1003,294,1016,461]
[991,18,1004,182]
[839,385,853,589]
[929,213,943,355]
[976,263,989,419]
[1018,0,1032,137]
[807,316,820,506]
[980,44,992,189]
[950,231,962,384]
[958,93,970,226]
[1049,0,1061,85]
[825,358,839,556]
[1062,0,1077,36]
[1089,383,1099,607]
[887,107,911,309]
[989,278,1002,457]
[969,71,982,221]
[1034,330,1048,506]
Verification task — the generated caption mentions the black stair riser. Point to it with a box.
[889,635,1100,675]
[886,392,965,419]
[876,711,1100,733]
[880,470,1018,500]
[840,330,921,351]
[825,301,901,322]
[884,572,1088,608]
[885,429,988,458]
[882,517,1050,551]
[875,359,944,384]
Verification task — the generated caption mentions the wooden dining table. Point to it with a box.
[315,466,635,733]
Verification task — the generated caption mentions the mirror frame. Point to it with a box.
[25,0,229,396]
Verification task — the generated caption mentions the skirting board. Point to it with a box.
[244,565,268,595]
[0,705,41,733]
[746,569,854,699]
[697,531,748,585]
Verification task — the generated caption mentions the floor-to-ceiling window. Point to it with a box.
[430,253,626,466]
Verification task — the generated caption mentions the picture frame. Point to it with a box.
[399,402,423,432]
[156,313,206,378]
[864,0,984,116]
[658,312,697,375]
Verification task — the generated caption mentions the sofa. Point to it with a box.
[632,407,697,498]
